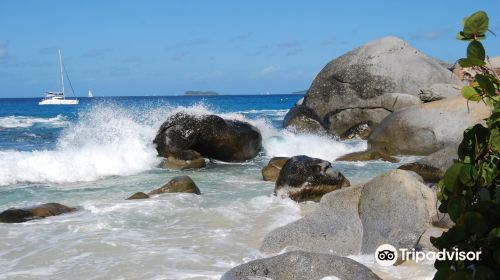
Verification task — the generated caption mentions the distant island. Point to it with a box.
[292,90,307,95]
[184,90,220,96]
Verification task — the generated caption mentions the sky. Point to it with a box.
[0,0,499,98]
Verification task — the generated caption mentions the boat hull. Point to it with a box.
[38,99,79,105]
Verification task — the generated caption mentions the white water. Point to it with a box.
[0,104,365,186]
[0,103,435,279]
[0,115,68,129]
[0,105,160,185]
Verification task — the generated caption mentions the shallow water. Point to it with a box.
[0,95,433,279]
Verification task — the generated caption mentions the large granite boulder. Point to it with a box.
[398,144,459,182]
[154,112,262,162]
[0,203,76,223]
[303,37,461,119]
[262,170,436,255]
[368,96,490,155]
[292,36,461,138]
[262,157,289,182]
[275,156,350,202]
[221,251,381,280]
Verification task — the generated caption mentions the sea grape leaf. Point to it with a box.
[463,11,489,37]
[444,163,463,192]
[461,86,482,101]
[467,41,486,61]
[458,57,486,67]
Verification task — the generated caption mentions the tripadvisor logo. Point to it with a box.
[375,244,482,266]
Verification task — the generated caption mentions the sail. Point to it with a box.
[88,90,93,97]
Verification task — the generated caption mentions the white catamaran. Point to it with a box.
[88,90,93,97]
[39,50,79,105]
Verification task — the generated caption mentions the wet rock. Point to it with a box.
[149,175,201,195]
[221,251,381,280]
[275,155,350,202]
[336,150,398,163]
[126,192,150,200]
[154,112,262,162]
[160,150,206,170]
[262,157,289,182]
[262,170,436,255]
[0,203,76,223]
[368,96,490,155]
[283,105,327,134]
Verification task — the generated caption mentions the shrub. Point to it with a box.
[431,10,500,280]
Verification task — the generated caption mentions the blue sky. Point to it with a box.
[0,0,499,97]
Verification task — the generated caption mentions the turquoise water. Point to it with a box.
[0,95,407,279]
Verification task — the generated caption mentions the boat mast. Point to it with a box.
[58,49,65,98]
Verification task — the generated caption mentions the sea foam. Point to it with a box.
[0,115,68,129]
[0,104,161,185]
[0,102,365,185]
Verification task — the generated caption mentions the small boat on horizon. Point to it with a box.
[39,50,79,105]
[88,90,93,98]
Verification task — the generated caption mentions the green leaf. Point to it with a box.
[459,164,477,186]
[489,228,500,239]
[463,11,489,37]
[479,188,491,201]
[456,31,473,41]
[448,196,466,221]
[461,86,482,101]
[475,74,496,96]
[443,163,463,192]
[464,211,488,235]
[458,57,486,67]
[490,129,500,151]
[467,41,486,61]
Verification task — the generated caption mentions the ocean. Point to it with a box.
[0,95,432,279]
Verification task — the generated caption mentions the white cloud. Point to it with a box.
[259,65,279,75]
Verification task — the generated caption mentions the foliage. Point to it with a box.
[431,11,500,280]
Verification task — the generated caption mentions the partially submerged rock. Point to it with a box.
[368,96,490,155]
[126,192,150,200]
[336,150,398,163]
[160,150,206,170]
[283,105,327,134]
[262,157,289,182]
[154,112,262,162]
[262,170,436,255]
[0,203,76,223]
[275,155,350,202]
[149,175,201,195]
[221,251,381,280]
